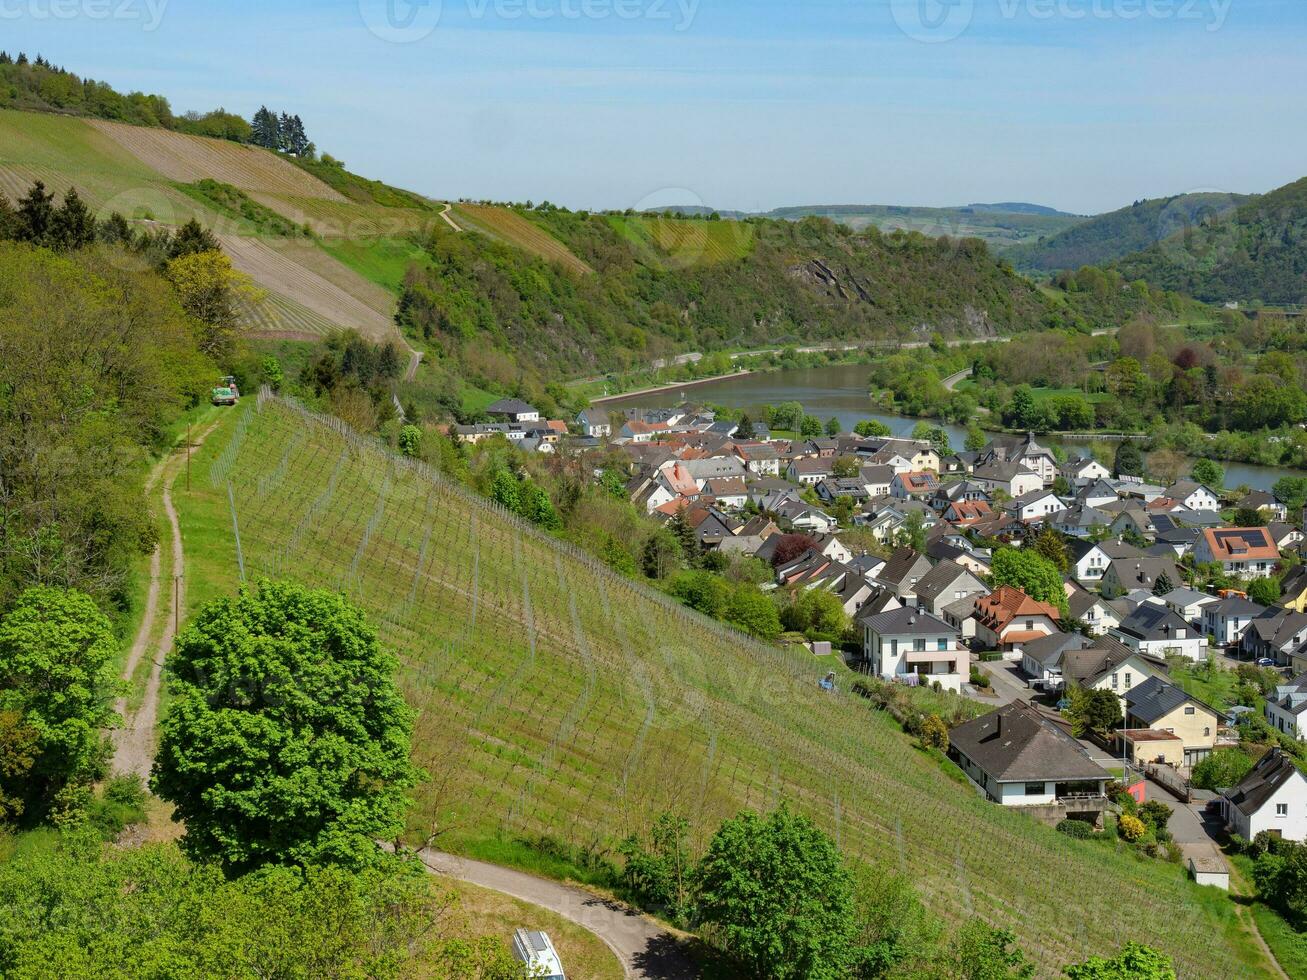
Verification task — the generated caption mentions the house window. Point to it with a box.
[937,638,948,651]
[1204,727,1211,737]
[1124,672,1132,688]
[1025,620,1034,631]
[914,639,926,652]
[1111,673,1119,690]
[1184,707,1195,716]
[1277,804,1289,817]
[1024,782,1045,797]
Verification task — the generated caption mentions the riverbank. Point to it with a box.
[590,369,754,405]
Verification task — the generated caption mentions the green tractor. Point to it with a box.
[211,376,240,406]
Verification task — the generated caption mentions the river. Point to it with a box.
[604,362,1299,493]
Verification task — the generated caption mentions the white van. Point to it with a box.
[511,928,566,980]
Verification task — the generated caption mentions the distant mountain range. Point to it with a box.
[663,202,1086,249]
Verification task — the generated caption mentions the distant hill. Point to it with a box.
[660,202,1085,249]
[1005,193,1250,273]
[1112,178,1307,304]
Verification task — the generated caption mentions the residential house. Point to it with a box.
[1242,609,1307,669]
[704,478,748,510]
[1221,750,1307,842]
[1020,631,1093,690]
[912,560,988,618]
[858,464,895,498]
[980,433,1059,486]
[716,516,780,558]
[972,461,1044,498]
[1059,456,1112,487]
[1159,587,1220,629]
[1195,527,1280,580]
[576,408,611,438]
[1203,595,1268,648]
[619,420,670,444]
[1063,640,1169,706]
[816,477,871,506]
[1123,676,1222,766]
[931,479,992,511]
[874,548,934,603]
[733,442,782,477]
[927,539,992,579]
[1266,675,1307,742]
[1163,481,1221,512]
[1106,503,1155,543]
[891,471,940,500]
[1281,565,1307,613]
[787,457,836,486]
[773,499,838,534]
[859,606,969,692]
[943,499,993,527]
[1154,526,1202,560]
[1238,490,1288,523]
[973,586,1062,657]
[485,398,540,423]
[948,702,1111,806]
[1069,540,1145,587]
[1100,555,1184,598]
[1068,588,1126,637]
[1006,489,1066,523]
[1110,603,1207,661]
[1269,522,1304,552]
[1051,503,1113,539]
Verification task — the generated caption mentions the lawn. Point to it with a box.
[169,398,1275,977]
[318,235,428,295]
[1170,661,1256,713]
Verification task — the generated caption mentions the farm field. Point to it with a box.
[88,118,344,200]
[179,394,1270,978]
[453,203,593,276]
[608,214,755,267]
[247,192,443,240]
[215,234,398,343]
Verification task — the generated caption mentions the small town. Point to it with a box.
[452,394,1307,895]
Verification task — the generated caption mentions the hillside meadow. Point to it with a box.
[175,393,1269,977]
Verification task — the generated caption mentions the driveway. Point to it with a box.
[417,850,696,980]
[975,659,1029,706]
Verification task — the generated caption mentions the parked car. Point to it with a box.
[511,929,565,980]
[1256,657,1276,667]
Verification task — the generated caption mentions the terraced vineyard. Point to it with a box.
[182,394,1267,978]
[453,204,593,275]
[609,214,755,267]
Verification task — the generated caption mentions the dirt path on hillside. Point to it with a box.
[416,850,696,980]
[111,420,220,781]
[438,202,462,233]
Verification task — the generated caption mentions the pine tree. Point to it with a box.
[736,413,755,440]
[50,187,96,251]
[15,180,55,245]
[167,218,220,260]
[278,112,294,152]
[250,106,279,149]
[285,114,310,156]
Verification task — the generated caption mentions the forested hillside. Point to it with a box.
[1113,177,1307,304]
[396,206,1184,392]
[1006,192,1248,272]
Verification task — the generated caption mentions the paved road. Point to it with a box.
[976,659,1028,706]
[417,850,697,980]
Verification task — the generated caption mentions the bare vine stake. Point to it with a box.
[227,480,246,583]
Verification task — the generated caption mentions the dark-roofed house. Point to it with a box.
[910,560,987,618]
[1241,608,1307,670]
[485,398,540,422]
[1123,676,1221,766]
[1020,631,1093,689]
[1238,490,1289,523]
[1061,640,1169,710]
[874,547,933,603]
[1202,595,1268,647]
[1220,749,1307,841]
[1110,603,1206,661]
[1266,674,1307,742]
[1100,555,1184,599]
[948,702,1111,808]
[859,606,968,692]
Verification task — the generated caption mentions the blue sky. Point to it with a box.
[5,0,1306,214]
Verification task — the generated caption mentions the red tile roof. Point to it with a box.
[974,585,1062,631]
[1202,527,1279,563]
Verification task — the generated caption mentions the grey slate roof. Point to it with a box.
[949,702,1110,783]
[1123,676,1220,725]
[858,606,956,636]
[1115,603,1193,642]
[486,397,538,416]
[1021,631,1093,669]
[1224,750,1304,815]
[1061,638,1156,687]
[876,547,931,589]
[912,560,979,606]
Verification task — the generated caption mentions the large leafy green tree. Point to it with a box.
[695,806,856,979]
[1063,943,1175,979]
[0,586,116,817]
[991,548,1068,615]
[152,580,423,872]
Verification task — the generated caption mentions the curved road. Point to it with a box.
[417,850,696,980]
